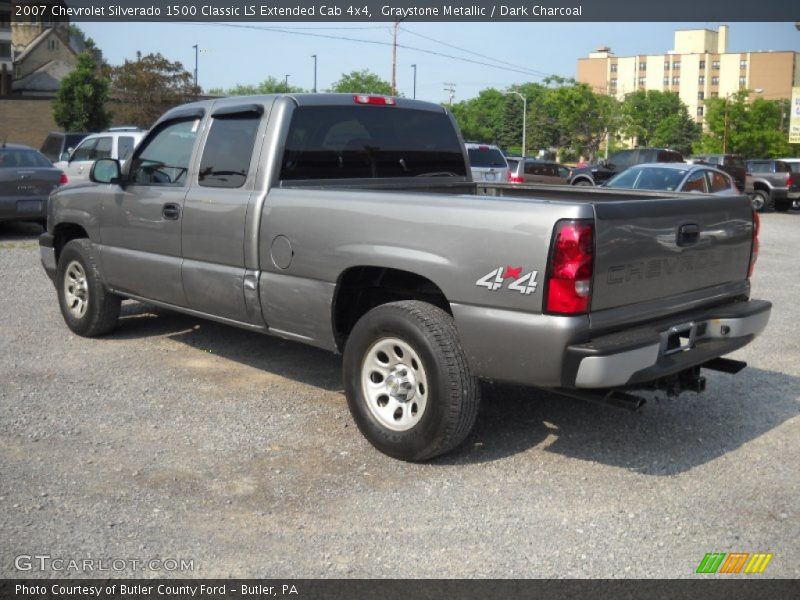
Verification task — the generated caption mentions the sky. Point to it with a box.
[79,22,800,102]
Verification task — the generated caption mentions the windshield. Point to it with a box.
[606,166,688,191]
[280,106,467,180]
[467,147,507,168]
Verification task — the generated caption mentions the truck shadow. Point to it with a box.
[0,221,45,242]
[112,302,799,475]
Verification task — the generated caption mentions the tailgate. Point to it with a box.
[591,194,754,312]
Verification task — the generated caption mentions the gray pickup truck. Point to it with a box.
[39,94,771,461]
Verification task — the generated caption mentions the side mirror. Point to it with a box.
[90,158,123,184]
[59,151,71,162]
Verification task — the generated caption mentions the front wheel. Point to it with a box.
[572,179,594,187]
[343,301,480,461]
[57,239,121,337]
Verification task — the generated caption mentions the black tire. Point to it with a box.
[57,239,121,337]
[751,190,773,212]
[343,300,479,461]
[572,179,594,187]
[774,198,792,212]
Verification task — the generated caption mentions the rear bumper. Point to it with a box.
[771,188,800,200]
[562,299,771,389]
[39,232,57,283]
[0,196,48,222]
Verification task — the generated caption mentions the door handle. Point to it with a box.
[677,223,700,246]
[162,203,181,220]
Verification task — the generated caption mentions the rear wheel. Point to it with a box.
[751,190,773,212]
[57,239,121,337]
[573,179,594,187]
[343,301,479,461]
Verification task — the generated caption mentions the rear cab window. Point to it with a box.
[281,106,467,180]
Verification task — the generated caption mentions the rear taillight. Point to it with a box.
[59,172,68,185]
[748,209,760,278]
[508,173,524,183]
[787,175,794,187]
[353,95,396,106]
[545,220,594,315]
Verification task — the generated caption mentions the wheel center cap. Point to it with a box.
[385,364,416,403]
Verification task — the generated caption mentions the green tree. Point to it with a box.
[450,88,506,145]
[621,90,699,155]
[328,70,392,95]
[109,52,197,129]
[68,25,97,50]
[53,52,111,132]
[209,76,305,96]
[695,91,794,158]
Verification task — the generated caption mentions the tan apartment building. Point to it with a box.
[577,25,800,125]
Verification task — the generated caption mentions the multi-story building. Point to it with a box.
[0,0,11,95]
[577,25,800,125]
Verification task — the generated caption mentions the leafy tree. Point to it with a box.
[53,52,111,132]
[109,52,197,129]
[328,70,392,95]
[450,88,506,145]
[695,91,794,157]
[620,90,699,155]
[208,76,305,96]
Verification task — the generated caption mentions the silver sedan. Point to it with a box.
[603,162,739,195]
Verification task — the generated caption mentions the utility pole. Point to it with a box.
[284,74,290,92]
[311,54,317,93]
[443,82,456,106]
[506,90,527,157]
[411,64,417,99]
[391,20,400,96]
[723,96,729,153]
[192,44,199,99]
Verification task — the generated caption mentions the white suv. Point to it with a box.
[55,127,146,183]
[464,142,509,183]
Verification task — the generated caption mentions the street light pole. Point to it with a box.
[506,90,527,157]
[411,64,417,99]
[284,74,290,92]
[311,55,317,93]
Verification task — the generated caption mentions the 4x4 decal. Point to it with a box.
[476,266,538,295]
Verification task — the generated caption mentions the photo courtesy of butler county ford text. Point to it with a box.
[0,0,798,595]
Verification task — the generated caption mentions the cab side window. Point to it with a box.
[92,137,113,160]
[70,139,97,162]
[682,170,708,193]
[129,119,200,187]
[609,150,637,168]
[198,113,261,189]
[707,170,730,192]
[117,136,136,161]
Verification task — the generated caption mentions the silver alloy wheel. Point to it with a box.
[64,260,89,319]
[361,337,429,432]
[750,191,766,211]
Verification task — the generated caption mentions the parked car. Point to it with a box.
[40,94,769,461]
[746,159,799,212]
[54,127,147,184]
[569,148,684,186]
[465,142,509,182]
[777,157,800,174]
[603,163,739,195]
[39,131,90,163]
[506,157,570,184]
[0,144,67,225]
[688,154,747,192]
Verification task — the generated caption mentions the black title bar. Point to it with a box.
[8,0,797,22]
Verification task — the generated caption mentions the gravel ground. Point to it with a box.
[0,215,798,579]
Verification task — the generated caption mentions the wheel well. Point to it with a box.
[571,176,593,185]
[752,182,770,194]
[333,267,451,351]
[53,223,89,263]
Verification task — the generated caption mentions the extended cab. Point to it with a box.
[40,94,770,461]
